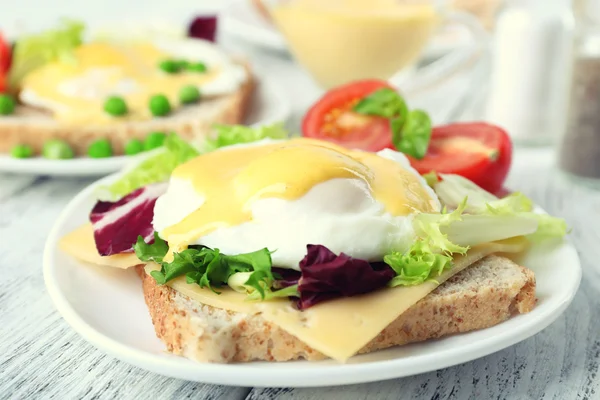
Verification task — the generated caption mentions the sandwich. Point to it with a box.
[0,19,253,158]
[58,122,567,363]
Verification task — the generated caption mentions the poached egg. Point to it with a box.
[153,138,440,270]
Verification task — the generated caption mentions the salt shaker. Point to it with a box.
[559,0,600,185]
[484,0,574,146]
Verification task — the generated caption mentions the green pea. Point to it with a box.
[158,59,181,74]
[186,62,207,73]
[124,139,144,155]
[175,60,189,69]
[88,139,113,158]
[42,139,74,159]
[149,94,171,116]
[104,96,128,116]
[11,144,33,158]
[0,94,16,115]
[144,132,167,150]
[179,85,201,104]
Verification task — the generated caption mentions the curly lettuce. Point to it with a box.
[414,199,470,255]
[384,240,452,287]
[135,234,274,297]
[197,122,289,153]
[99,124,290,201]
[385,176,566,288]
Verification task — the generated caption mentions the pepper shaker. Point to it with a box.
[559,0,600,185]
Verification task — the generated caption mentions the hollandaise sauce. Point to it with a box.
[161,138,439,257]
[20,41,227,125]
[270,0,440,88]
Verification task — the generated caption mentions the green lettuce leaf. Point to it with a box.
[389,191,537,288]
[485,192,534,215]
[101,134,199,200]
[246,284,300,301]
[421,171,439,188]
[198,123,289,153]
[432,213,538,247]
[219,248,274,297]
[135,234,275,297]
[9,19,85,89]
[527,214,568,242]
[413,199,470,255]
[100,124,288,201]
[133,233,168,263]
[433,173,498,211]
[384,241,452,287]
[433,173,567,242]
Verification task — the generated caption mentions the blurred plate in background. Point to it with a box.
[0,75,291,177]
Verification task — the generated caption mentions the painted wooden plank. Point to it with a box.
[0,178,246,400]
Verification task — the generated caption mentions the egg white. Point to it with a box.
[153,144,441,270]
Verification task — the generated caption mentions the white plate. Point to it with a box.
[44,176,582,387]
[220,0,473,59]
[0,77,291,177]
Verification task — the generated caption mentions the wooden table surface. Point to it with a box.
[1,4,599,399]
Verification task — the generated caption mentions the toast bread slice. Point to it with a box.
[137,254,536,363]
[0,63,254,156]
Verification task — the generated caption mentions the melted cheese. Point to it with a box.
[58,223,140,269]
[145,238,528,361]
[21,41,228,125]
[162,138,439,257]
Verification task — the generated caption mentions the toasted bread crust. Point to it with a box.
[137,255,536,363]
[0,63,254,156]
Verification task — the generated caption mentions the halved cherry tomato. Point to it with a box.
[0,33,11,93]
[302,79,395,151]
[407,122,512,194]
[303,81,512,194]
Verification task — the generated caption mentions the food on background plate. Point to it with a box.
[58,122,567,363]
[302,79,512,194]
[0,18,253,159]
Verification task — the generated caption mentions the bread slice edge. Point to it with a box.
[136,254,536,363]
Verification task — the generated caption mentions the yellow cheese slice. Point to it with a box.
[144,237,528,361]
[161,266,258,314]
[59,223,141,269]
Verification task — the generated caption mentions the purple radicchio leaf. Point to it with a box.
[89,182,167,256]
[272,267,301,289]
[188,16,218,42]
[296,244,395,310]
